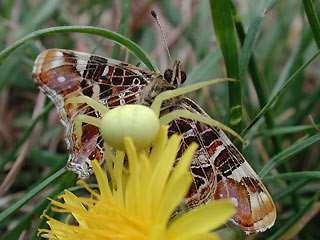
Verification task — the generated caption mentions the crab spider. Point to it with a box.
[66,78,244,151]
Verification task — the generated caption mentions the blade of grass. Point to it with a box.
[271,27,312,98]
[242,49,320,136]
[259,132,320,177]
[231,0,280,151]
[111,0,131,59]
[253,124,320,138]
[266,195,318,240]
[0,26,158,74]
[292,85,320,124]
[0,102,53,170]
[2,196,52,240]
[264,171,320,181]
[303,0,320,48]
[209,0,242,135]
[281,201,320,240]
[0,167,66,225]
[185,49,222,85]
[20,0,62,36]
[273,179,311,201]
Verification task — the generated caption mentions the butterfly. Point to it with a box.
[32,48,276,234]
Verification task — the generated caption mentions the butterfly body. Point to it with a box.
[33,49,276,234]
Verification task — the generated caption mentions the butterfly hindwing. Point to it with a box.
[166,97,276,234]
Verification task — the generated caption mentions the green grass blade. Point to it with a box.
[303,0,320,48]
[111,0,132,59]
[253,124,320,138]
[273,179,311,201]
[242,49,320,136]
[186,50,222,85]
[232,0,280,151]
[271,28,312,98]
[2,197,51,240]
[21,0,62,36]
[0,168,66,225]
[259,132,320,177]
[238,1,276,85]
[0,102,53,170]
[292,85,320,124]
[209,0,242,133]
[0,26,158,71]
[264,171,320,181]
[266,195,317,240]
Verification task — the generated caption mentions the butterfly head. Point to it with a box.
[163,60,186,87]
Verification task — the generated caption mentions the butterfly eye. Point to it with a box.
[164,69,173,82]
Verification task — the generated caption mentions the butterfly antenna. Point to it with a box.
[151,10,173,64]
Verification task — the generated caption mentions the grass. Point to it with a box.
[0,0,320,239]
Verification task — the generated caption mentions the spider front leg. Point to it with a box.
[160,110,245,143]
[66,95,108,144]
[73,114,101,145]
[66,95,109,115]
[151,78,235,116]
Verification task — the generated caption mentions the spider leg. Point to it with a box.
[66,95,108,115]
[73,114,101,145]
[159,109,245,143]
[151,78,235,117]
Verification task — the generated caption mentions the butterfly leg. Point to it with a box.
[73,114,101,145]
[151,78,236,116]
[159,109,245,143]
[66,95,108,115]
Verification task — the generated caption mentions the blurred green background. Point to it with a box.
[0,0,320,239]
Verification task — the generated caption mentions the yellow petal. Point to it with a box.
[92,160,112,199]
[62,190,88,227]
[149,134,181,211]
[149,125,168,167]
[167,142,197,187]
[167,200,235,239]
[156,173,192,222]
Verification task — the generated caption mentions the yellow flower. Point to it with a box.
[39,126,234,240]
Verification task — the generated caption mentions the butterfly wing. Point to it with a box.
[32,49,156,177]
[165,97,276,234]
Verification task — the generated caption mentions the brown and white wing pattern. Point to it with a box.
[166,97,276,234]
[32,49,157,177]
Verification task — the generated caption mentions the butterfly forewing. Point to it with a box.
[32,49,156,177]
[32,49,276,233]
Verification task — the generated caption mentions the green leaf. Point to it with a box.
[259,132,320,177]
[264,171,320,181]
[0,168,66,225]
[303,0,320,48]
[2,197,51,240]
[273,179,311,201]
[242,49,320,136]
[0,25,158,72]
[253,124,320,138]
[231,0,281,151]
[111,0,132,59]
[209,0,242,133]
[266,195,318,240]
[186,50,222,85]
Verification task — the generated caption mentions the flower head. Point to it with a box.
[39,126,234,240]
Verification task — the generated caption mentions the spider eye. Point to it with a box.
[164,69,173,82]
[180,71,187,83]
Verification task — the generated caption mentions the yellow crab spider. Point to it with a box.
[66,78,244,151]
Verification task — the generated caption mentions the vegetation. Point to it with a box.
[0,0,319,239]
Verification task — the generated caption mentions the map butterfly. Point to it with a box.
[32,48,276,234]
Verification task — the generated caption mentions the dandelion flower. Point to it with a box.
[39,126,234,240]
